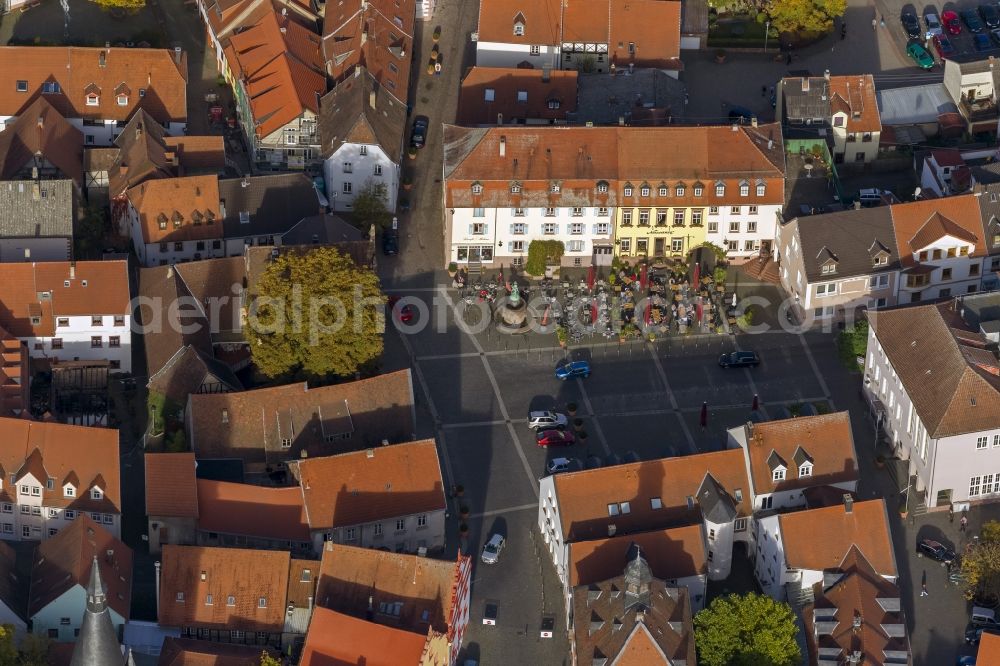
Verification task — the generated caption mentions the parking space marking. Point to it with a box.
[798,334,837,410]
[645,344,696,452]
[438,289,540,499]
[441,419,509,429]
[470,503,539,520]
[575,377,613,456]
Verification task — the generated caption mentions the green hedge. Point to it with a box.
[526,240,565,276]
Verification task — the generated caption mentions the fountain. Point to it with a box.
[492,282,534,334]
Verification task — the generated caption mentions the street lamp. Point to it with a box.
[764,20,771,53]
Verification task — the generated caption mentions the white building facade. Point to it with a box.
[323,143,399,214]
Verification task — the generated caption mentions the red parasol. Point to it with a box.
[752,394,759,411]
[700,402,708,429]
[591,301,598,324]
[587,265,595,291]
[640,264,648,291]
[693,263,700,286]
[696,302,703,323]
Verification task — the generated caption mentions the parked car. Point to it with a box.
[917,538,956,563]
[934,34,956,57]
[901,11,922,38]
[410,115,429,149]
[991,28,1000,45]
[956,656,976,666]
[483,600,499,626]
[546,457,576,474]
[481,534,505,564]
[555,360,591,380]
[925,10,943,37]
[386,296,415,324]
[907,42,936,68]
[974,32,993,51]
[381,229,399,256]
[536,429,576,447]
[962,8,984,32]
[971,606,1000,627]
[965,623,1000,645]
[858,187,895,206]
[943,9,963,34]
[527,411,568,431]
[718,351,761,368]
[982,3,1000,28]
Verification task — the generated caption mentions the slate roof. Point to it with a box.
[790,206,899,283]
[0,179,74,241]
[318,68,407,159]
[782,75,880,133]
[0,97,84,185]
[869,299,1000,438]
[279,213,364,245]
[218,173,321,238]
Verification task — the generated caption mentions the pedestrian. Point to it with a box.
[880,15,885,28]
[949,504,954,523]
[961,514,969,531]
[872,17,877,30]
[921,582,929,596]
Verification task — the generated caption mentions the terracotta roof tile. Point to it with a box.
[145,453,199,518]
[779,499,897,576]
[300,606,428,666]
[827,75,881,133]
[196,479,310,542]
[187,370,415,464]
[296,438,445,529]
[553,448,750,542]
[741,412,859,494]
[127,175,223,244]
[286,558,320,609]
[158,545,290,632]
[0,417,120,512]
[476,0,563,45]
[869,301,1000,438]
[158,637,278,666]
[889,194,984,267]
[29,515,132,618]
[0,333,27,418]
[568,524,707,587]
[0,46,187,123]
[316,543,466,635]
[457,67,577,126]
[608,0,682,68]
[0,97,83,185]
[979,632,1000,664]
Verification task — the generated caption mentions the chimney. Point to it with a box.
[173,46,182,65]
[499,135,506,157]
[154,561,161,620]
[843,494,853,513]
[618,116,625,126]
[369,90,376,110]
[69,263,75,280]
[354,64,362,78]
[361,26,368,45]
[365,448,375,458]
[119,165,128,175]
[824,69,831,81]
[751,117,758,128]
[99,51,107,68]
[166,265,174,279]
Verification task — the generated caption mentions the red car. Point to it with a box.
[934,34,956,58]
[536,429,575,447]
[387,296,415,324]
[942,10,962,34]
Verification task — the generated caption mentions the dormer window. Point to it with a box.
[658,186,668,196]
[640,186,650,197]
[116,94,128,106]
[740,182,749,196]
[694,185,704,196]
[471,182,483,195]
[91,487,102,500]
[715,183,725,196]
[86,93,99,106]
[551,183,560,193]
[676,185,685,197]
[64,485,75,498]
[772,468,786,481]
[258,597,268,608]
[873,255,888,267]
[821,263,836,275]
[623,185,633,197]
[596,181,609,194]
[510,183,521,193]
[513,11,526,36]
[799,463,813,477]
[757,183,766,196]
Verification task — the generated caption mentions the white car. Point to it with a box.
[527,411,568,431]
[481,534,505,564]
[925,11,942,38]
[546,457,576,474]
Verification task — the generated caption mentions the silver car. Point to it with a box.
[481,534,505,564]
[527,411,568,431]
[925,11,942,38]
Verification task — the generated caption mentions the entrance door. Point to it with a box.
[654,238,665,256]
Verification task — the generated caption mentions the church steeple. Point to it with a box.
[69,556,125,666]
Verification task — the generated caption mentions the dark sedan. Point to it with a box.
[962,8,985,32]
[901,11,922,38]
[718,351,761,368]
[917,538,956,564]
[409,115,429,149]
[982,3,1000,29]
[966,623,1000,645]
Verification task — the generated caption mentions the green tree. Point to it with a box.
[694,593,801,666]
[259,653,281,666]
[982,519,1000,543]
[766,0,846,34]
[90,0,146,9]
[352,182,392,231]
[0,625,16,666]
[18,634,50,666]
[249,247,384,380]
[960,539,1000,603]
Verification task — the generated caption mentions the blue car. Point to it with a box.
[555,360,591,380]
[975,32,993,51]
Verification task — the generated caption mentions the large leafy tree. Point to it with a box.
[961,524,1000,603]
[766,0,846,34]
[353,182,392,230]
[90,0,146,8]
[249,247,384,380]
[694,593,801,666]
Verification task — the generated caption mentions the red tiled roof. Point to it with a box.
[30,515,133,618]
[196,479,310,542]
[608,0,682,68]
[979,632,1000,664]
[568,524,707,587]
[145,453,199,519]
[476,0,563,45]
[300,606,428,666]
[296,438,445,530]
[127,175,223,244]
[0,46,187,123]
[158,545,290,632]
[779,499,897,576]
[0,331,28,418]
[158,637,278,666]
[828,75,881,133]
[0,97,83,185]
[889,194,984,267]
[456,67,577,126]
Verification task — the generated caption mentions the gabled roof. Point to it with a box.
[157,637,276,665]
[0,541,26,623]
[0,97,83,185]
[476,0,562,44]
[803,546,909,666]
[300,606,429,666]
[187,370,416,464]
[869,299,1000,438]
[567,524,707,587]
[740,412,859,494]
[889,194,984,266]
[295,438,445,530]
[218,173,321,238]
[552,448,750,542]
[145,453,199,519]
[779,499,896,576]
[30,516,133,619]
[0,418,120,512]
[127,175,223,244]
[318,68,407,158]
[158,545,290,632]
[456,66,577,126]
[0,179,74,241]
[0,46,187,123]
[316,542,467,635]
[196,479,310,542]
[792,206,899,283]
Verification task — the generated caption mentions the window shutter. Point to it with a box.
[468,224,474,235]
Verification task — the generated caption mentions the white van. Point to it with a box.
[972,606,1000,627]
[857,188,894,207]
